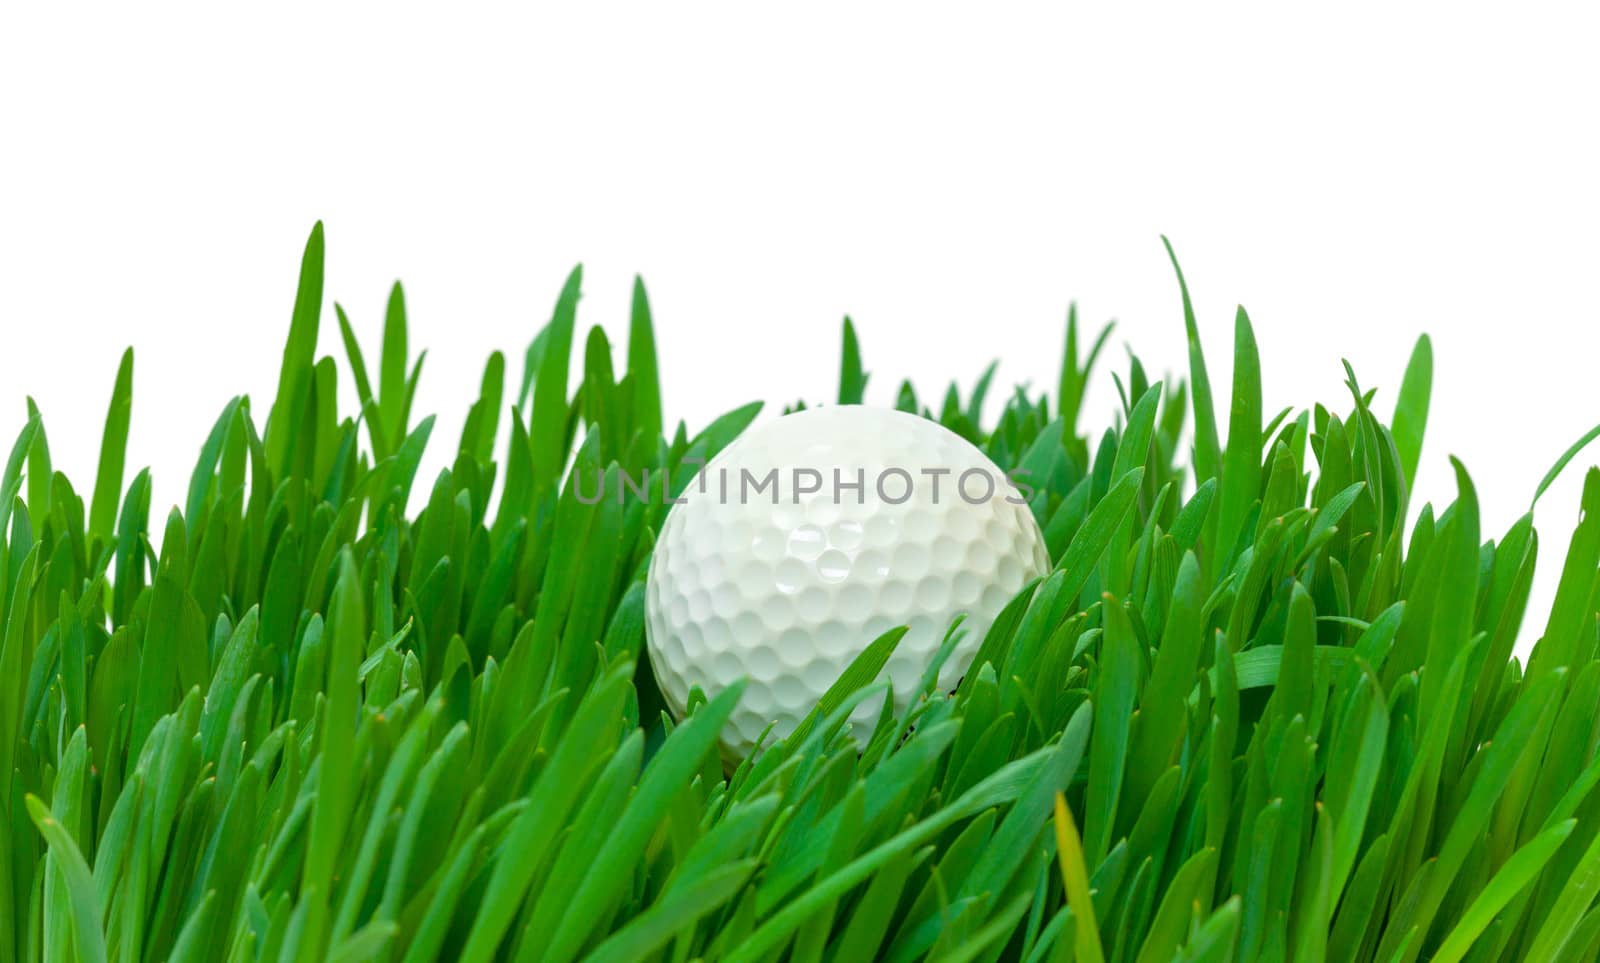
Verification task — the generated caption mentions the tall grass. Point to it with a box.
[3,223,1599,962]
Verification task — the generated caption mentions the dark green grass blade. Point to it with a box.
[839,316,868,405]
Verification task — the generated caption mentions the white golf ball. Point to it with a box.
[644,406,1051,758]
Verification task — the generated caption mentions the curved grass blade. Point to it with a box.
[1432,819,1575,963]
[540,681,745,963]
[728,704,1092,963]
[1532,421,1600,508]
[585,860,759,963]
[27,794,107,963]
[1054,792,1106,963]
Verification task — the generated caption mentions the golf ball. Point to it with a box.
[644,406,1051,758]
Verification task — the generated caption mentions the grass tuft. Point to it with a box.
[3,225,1599,961]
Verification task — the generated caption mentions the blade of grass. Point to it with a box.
[1533,422,1600,508]
[1162,236,1220,482]
[1391,334,1432,490]
[839,316,868,405]
[1432,819,1576,963]
[88,348,134,547]
[1055,792,1106,963]
[1215,306,1262,564]
[27,794,107,963]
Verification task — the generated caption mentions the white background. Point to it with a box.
[2,6,1596,656]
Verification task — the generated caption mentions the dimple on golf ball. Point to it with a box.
[644,406,1051,758]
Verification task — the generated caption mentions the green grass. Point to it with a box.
[3,223,1600,962]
